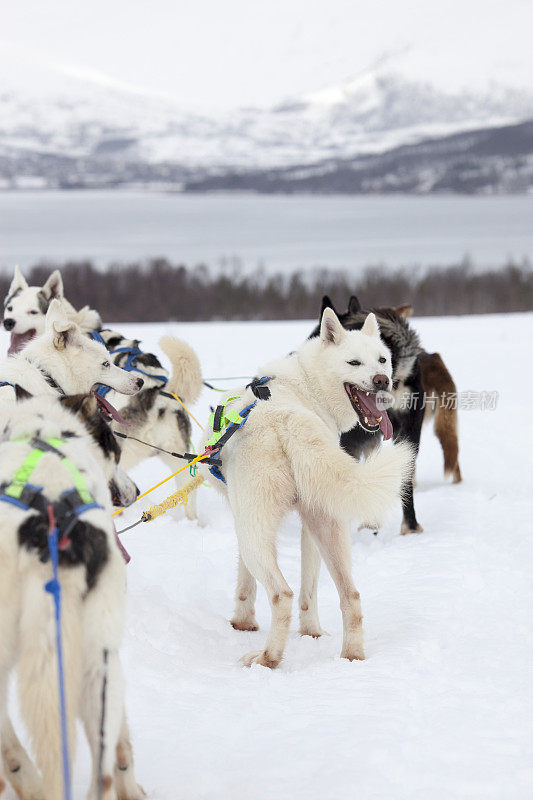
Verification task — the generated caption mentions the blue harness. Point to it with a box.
[90,331,169,398]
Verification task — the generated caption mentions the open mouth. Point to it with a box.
[8,329,36,356]
[344,383,393,440]
[91,387,130,426]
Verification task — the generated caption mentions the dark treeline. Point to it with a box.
[2,259,532,321]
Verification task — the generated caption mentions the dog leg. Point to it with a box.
[230,555,259,632]
[394,405,424,535]
[1,717,45,800]
[299,524,325,637]
[302,510,364,661]
[234,525,293,669]
[81,650,124,800]
[114,715,145,800]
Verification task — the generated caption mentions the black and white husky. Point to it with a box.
[202,309,413,668]
[0,394,144,800]
[3,267,203,520]
[312,295,461,534]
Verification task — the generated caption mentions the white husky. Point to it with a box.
[2,267,203,521]
[0,300,143,419]
[3,266,100,355]
[202,309,413,668]
[0,395,144,800]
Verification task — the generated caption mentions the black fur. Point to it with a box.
[18,514,109,592]
[36,291,51,315]
[3,288,21,308]
[175,407,191,444]
[311,296,425,532]
[118,386,159,427]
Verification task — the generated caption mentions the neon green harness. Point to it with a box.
[0,437,97,513]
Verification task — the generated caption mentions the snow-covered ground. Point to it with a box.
[3,313,533,799]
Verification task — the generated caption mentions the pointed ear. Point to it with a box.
[348,295,361,315]
[320,307,345,345]
[41,269,64,300]
[360,312,380,338]
[8,265,28,296]
[45,299,78,350]
[395,303,412,319]
[320,295,335,317]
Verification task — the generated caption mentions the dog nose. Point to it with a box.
[135,377,144,389]
[3,318,15,331]
[372,373,389,390]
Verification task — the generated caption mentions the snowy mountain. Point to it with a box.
[1,52,533,190]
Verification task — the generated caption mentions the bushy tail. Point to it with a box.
[346,442,415,527]
[159,336,202,405]
[71,304,102,334]
[17,567,83,800]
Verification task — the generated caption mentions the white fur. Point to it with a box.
[0,300,142,425]
[202,310,413,668]
[0,398,144,800]
[3,268,204,523]
[3,266,101,340]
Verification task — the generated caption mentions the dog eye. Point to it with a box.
[7,306,12,312]
[379,356,387,363]
[348,359,362,367]
[102,360,110,368]
[29,309,39,315]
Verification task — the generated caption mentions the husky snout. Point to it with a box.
[372,374,389,390]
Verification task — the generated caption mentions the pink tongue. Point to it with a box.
[8,330,35,356]
[93,392,131,426]
[356,390,393,441]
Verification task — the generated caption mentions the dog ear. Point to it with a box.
[320,295,335,317]
[45,299,78,350]
[360,312,380,339]
[348,295,362,315]
[8,265,28,297]
[41,270,64,300]
[395,303,412,319]
[320,307,345,345]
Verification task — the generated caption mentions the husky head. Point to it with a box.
[60,394,139,507]
[301,307,394,438]
[3,266,63,354]
[23,300,143,398]
[3,266,101,355]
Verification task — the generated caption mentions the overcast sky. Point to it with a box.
[2,0,532,110]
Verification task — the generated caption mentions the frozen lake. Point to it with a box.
[1,191,532,274]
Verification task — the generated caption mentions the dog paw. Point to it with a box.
[231,618,259,632]
[358,522,379,533]
[400,523,424,535]
[341,648,365,662]
[117,786,146,800]
[299,624,327,638]
[240,650,280,669]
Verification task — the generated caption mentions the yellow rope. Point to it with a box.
[141,474,203,521]
[112,451,208,517]
[170,391,203,430]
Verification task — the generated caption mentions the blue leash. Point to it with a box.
[44,507,73,800]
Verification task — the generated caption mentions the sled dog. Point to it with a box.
[0,394,144,800]
[3,266,100,355]
[202,309,413,668]
[2,268,203,520]
[311,296,461,534]
[0,300,143,420]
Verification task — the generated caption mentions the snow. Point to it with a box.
[2,312,533,799]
